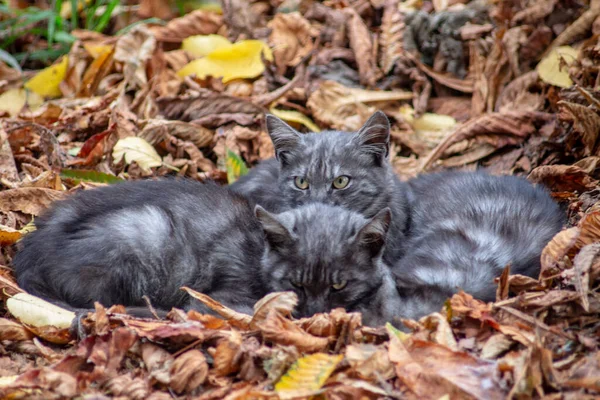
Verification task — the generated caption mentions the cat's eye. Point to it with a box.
[290,280,303,288]
[331,280,347,291]
[332,176,350,189]
[294,176,309,190]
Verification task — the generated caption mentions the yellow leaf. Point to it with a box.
[177,40,273,83]
[0,89,43,116]
[6,293,75,329]
[536,46,579,88]
[112,136,162,172]
[399,105,456,133]
[182,34,232,57]
[226,149,249,184]
[275,353,343,398]
[24,56,69,98]
[385,322,411,342]
[269,107,321,132]
[83,43,114,59]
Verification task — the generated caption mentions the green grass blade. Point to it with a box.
[94,0,119,32]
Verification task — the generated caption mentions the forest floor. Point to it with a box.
[0,0,600,399]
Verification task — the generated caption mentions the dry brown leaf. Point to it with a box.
[528,164,599,193]
[0,187,65,215]
[540,227,580,278]
[150,10,223,43]
[0,318,34,341]
[141,343,173,385]
[181,287,252,330]
[250,291,298,330]
[543,0,600,57]
[213,330,242,376]
[345,344,394,381]
[169,349,209,393]
[512,0,557,25]
[157,91,265,127]
[139,119,214,149]
[113,26,156,90]
[343,7,381,87]
[379,0,406,74]
[421,111,551,171]
[576,211,600,249]
[559,101,600,155]
[268,12,314,74]
[307,80,411,130]
[259,310,329,353]
[570,243,600,312]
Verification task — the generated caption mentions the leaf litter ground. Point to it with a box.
[1,0,600,398]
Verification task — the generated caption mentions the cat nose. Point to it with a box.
[305,301,328,317]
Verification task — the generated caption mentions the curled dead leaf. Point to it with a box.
[540,227,580,278]
[0,318,34,341]
[343,8,381,87]
[528,164,599,193]
[250,291,298,330]
[141,343,174,385]
[213,330,242,376]
[150,10,223,43]
[181,287,252,329]
[259,310,329,353]
[169,349,209,393]
[268,12,314,74]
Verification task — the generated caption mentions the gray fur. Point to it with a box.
[391,171,565,320]
[231,111,411,265]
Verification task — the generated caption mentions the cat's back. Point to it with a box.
[408,171,563,230]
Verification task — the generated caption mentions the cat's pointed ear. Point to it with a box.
[354,208,392,258]
[265,114,302,164]
[355,111,390,164]
[255,205,293,249]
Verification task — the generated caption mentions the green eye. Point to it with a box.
[290,280,303,288]
[332,176,350,189]
[331,280,347,291]
[294,176,309,190]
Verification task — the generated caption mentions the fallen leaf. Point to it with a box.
[181,287,252,329]
[275,353,343,399]
[178,40,273,83]
[170,349,209,393]
[150,10,223,43]
[307,80,412,130]
[558,100,600,155]
[528,164,598,193]
[259,310,329,353]
[343,7,381,86]
[540,227,579,278]
[267,12,314,74]
[250,291,298,330]
[182,34,232,57]
[0,89,44,116]
[226,149,249,184]
[0,187,65,215]
[213,330,242,376]
[6,293,75,329]
[570,243,599,311]
[112,136,163,172]
[60,169,125,184]
[536,46,578,88]
[142,343,174,385]
[24,56,69,98]
[269,107,320,132]
[0,318,34,341]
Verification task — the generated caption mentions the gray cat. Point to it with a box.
[391,171,565,320]
[231,111,412,265]
[13,179,401,326]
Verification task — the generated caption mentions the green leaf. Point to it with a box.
[226,150,249,184]
[60,169,125,184]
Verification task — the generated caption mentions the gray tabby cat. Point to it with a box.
[392,171,565,319]
[13,179,402,326]
[231,111,412,265]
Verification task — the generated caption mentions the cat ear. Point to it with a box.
[265,114,302,164]
[355,111,390,163]
[255,205,293,249]
[354,208,392,258]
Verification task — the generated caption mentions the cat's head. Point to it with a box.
[265,111,393,217]
[255,203,392,319]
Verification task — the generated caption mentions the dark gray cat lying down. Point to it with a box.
[13,180,402,327]
[393,171,565,319]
